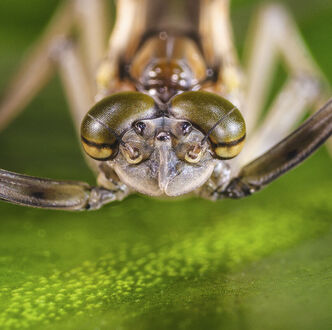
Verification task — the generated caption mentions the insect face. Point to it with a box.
[114,117,215,196]
[81,91,246,197]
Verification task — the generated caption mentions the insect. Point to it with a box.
[0,0,331,210]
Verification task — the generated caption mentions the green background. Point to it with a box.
[0,0,331,329]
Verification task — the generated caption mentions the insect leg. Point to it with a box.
[200,0,237,67]
[52,38,101,174]
[200,0,244,105]
[55,40,94,131]
[96,0,147,96]
[0,47,130,210]
[237,76,323,167]
[75,0,110,82]
[213,99,332,199]
[0,1,75,132]
[52,36,130,187]
[0,0,111,132]
[243,4,328,135]
[0,168,121,210]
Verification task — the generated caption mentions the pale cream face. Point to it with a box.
[111,117,216,196]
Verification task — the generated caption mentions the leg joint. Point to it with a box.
[49,37,77,63]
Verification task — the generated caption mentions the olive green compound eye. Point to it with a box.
[81,92,156,160]
[170,91,246,159]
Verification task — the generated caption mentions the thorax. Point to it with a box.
[128,34,213,103]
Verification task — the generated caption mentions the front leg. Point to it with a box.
[199,160,231,199]
[212,99,332,199]
[0,169,128,210]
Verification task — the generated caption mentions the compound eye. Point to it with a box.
[81,117,118,161]
[171,91,246,159]
[80,91,156,161]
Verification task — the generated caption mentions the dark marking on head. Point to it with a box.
[81,136,117,150]
[214,134,246,148]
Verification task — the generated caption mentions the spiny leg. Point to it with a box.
[243,3,328,136]
[212,99,332,199]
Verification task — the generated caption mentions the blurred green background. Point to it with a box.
[0,0,331,329]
